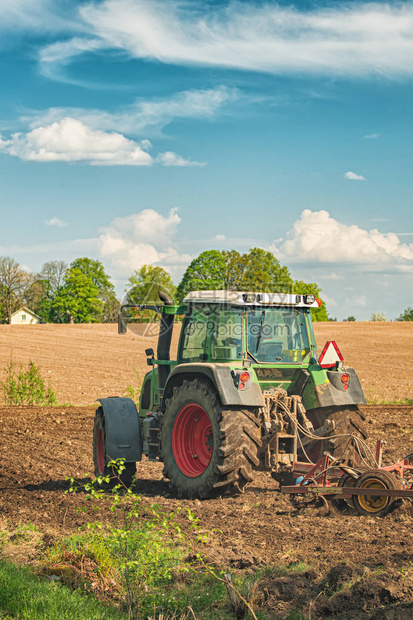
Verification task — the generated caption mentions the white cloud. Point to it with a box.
[96,208,189,275]
[344,171,367,181]
[70,1,413,78]
[45,216,67,228]
[0,117,200,166]
[156,151,205,167]
[353,295,368,307]
[277,209,413,268]
[214,234,227,242]
[364,133,380,139]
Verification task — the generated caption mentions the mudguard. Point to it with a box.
[97,397,142,462]
[302,367,366,411]
[163,363,265,407]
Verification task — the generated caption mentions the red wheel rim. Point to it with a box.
[96,426,105,474]
[172,404,213,477]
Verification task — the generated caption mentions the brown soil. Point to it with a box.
[0,322,411,405]
[0,322,413,618]
[1,403,413,618]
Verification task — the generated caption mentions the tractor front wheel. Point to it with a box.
[159,379,262,498]
[93,408,136,487]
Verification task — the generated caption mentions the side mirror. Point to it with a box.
[146,348,155,366]
[118,312,127,335]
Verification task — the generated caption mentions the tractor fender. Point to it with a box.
[97,397,142,462]
[302,367,366,410]
[163,363,265,408]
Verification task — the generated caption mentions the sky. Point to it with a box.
[1,0,413,320]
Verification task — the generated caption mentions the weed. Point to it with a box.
[1,358,57,406]
[47,462,265,619]
[124,366,142,402]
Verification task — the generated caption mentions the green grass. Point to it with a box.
[0,559,123,620]
[366,398,413,406]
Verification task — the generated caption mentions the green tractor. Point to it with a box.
[93,290,367,497]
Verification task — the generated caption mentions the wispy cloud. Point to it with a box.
[344,171,367,181]
[4,1,413,80]
[45,216,67,228]
[24,86,239,137]
[50,1,413,79]
[364,133,380,139]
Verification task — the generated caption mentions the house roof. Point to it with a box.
[10,306,42,320]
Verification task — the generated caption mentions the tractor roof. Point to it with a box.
[184,290,321,308]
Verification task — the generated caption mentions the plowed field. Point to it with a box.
[0,323,412,618]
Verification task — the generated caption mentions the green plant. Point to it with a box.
[57,462,264,619]
[124,366,142,402]
[1,358,57,406]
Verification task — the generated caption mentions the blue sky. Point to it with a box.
[1,0,413,320]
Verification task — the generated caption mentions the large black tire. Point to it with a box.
[301,406,368,466]
[93,407,136,487]
[159,378,262,499]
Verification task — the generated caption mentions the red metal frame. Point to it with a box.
[280,440,413,505]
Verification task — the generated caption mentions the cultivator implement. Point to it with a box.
[279,441,413,517]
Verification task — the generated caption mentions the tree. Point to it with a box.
[0,257,28,323]
[22,261,68,322]
[371,312,386,322]
[241,247,293,293]
[177,250,226,301]
[344,316,356,322]
[52,258,115,323]
[70,258,112,292]
[176,248,328,319]
[126,265,176,304]
[397,307,413,321]
[53,268,102,323]
[293,280,329,322]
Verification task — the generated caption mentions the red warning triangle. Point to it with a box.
[318,341,343,369]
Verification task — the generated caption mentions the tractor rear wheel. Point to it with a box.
[93,408,136,487]
[302,406,367,466]
[159,378,262,498]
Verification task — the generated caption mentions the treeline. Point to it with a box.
[1,248,331,323]
[0,257,119,324]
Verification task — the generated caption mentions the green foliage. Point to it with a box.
[397,306,413,321]
[52,259,116,323]
[293,280,329,322]
[177,248,329,318]
[62,464,207,618]
[177,250,227,301]
[1,358,57,406]
[0,558,122,620]
[124,367,142,402]
[177,248,294,302]
[126,264,176,304]
[345,316,356,322]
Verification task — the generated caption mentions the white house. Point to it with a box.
[10,307,41,325]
